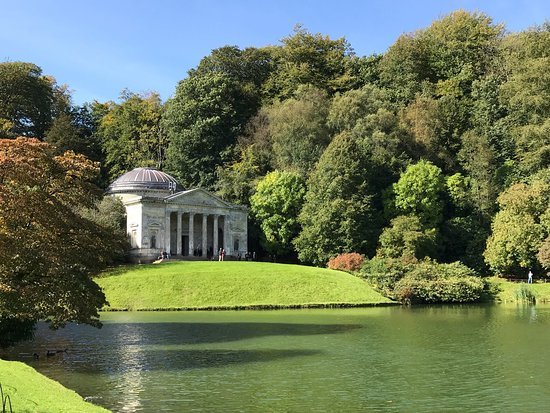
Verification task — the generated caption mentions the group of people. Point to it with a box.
[237,251,256,261]
[156,248,259,262]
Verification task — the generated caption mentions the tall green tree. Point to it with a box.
[215,109,273,205]
[377,215,437,260]
[98,91,165,181]
[263,26,356,100]
[0,62,55,139]
[268,85,331,175]
[484,175,550,275]
[164,72,253,189]
[294,132,379,265]
[250,171,306,257]
[391,160,445,228]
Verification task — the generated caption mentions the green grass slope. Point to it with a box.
[97,261,393,310]
[0,359,109,413]
[493,277,550,303]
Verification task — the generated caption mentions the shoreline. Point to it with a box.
[102,301,401,312]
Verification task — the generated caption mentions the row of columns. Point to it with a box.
[165,211,226,257]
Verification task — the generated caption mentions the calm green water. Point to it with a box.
[4,305,550,412]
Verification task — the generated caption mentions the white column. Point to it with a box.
[188,212,194,256]
[176,211,182,255]
[224,214,230,254]
[202,214,208,257]
[165,211,171,253]
[213,214,219,256]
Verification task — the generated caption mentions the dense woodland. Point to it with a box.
[1,10,549,289]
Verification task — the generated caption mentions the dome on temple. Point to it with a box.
[107,167,182,196]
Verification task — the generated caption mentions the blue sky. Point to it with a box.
[2,1,549,105]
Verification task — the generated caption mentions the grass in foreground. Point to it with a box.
[97,261,393,310]
[493,277,550,303]
[0,359,108,413]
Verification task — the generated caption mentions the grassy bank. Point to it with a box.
[493,277,550,303]
[97,261,393,310]
[0,359,108,413]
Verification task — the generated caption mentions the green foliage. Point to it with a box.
[263,26,355,99]
[362,257,485,304]
[164,72,249,189]
[250,170,306,257]
[0,62,55,139]
[98,91,165,181]
[445,173,471,211]
[484,178,550,274]
[514,284,536,304]
[377,215,437,260]
[361,257,410,297]
[394,271,485,304]
[441,216,489,272]
[294,132,379,265]
[215,109,273,205]
[458,131,499,216]
[268,85,331,174]
[392,160,445,227]
[0,317,35,349]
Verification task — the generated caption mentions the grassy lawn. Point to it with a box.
[0,359,108,413]
[97,261,393,310]
[493,277,550,303]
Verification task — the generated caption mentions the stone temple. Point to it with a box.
[107,167,248,263]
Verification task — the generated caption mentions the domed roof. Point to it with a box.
[107,167,182,195]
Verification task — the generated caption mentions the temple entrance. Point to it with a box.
[218,228,224,253]
[182,235,189,256]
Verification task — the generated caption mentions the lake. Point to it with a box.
[3,305,550,412]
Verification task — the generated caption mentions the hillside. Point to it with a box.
[0,359,108,413]
[97,261,393,310]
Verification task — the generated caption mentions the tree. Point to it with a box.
[263,26,355,100]
[377,215,437,260]
[329,85,411,191]
[215,109,274,206]
[294,132,380,265]
[500,24,550,176]
[0,138,126,336]
[268,85,331,175]
[98,91,165,182]
[0,62,55,139]
[45,103,104,164]
[250,171,306,257]
[164,72,250,189]
[392,160,445,227]
[484,177,550,274]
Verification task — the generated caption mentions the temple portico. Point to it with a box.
[165,211,227,258]
[107,167,248,263]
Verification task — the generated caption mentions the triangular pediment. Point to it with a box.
[164,188,232,208]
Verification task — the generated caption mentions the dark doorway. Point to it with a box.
[182,235,189,256]
[218,228,224,252]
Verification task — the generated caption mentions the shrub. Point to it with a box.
[394,274,485,304]
[362,257,486,304]
[327,252,365,273]
[360,256,412,297]
[515,284,536,304]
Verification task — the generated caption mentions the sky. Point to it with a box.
[2,0,549,105]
